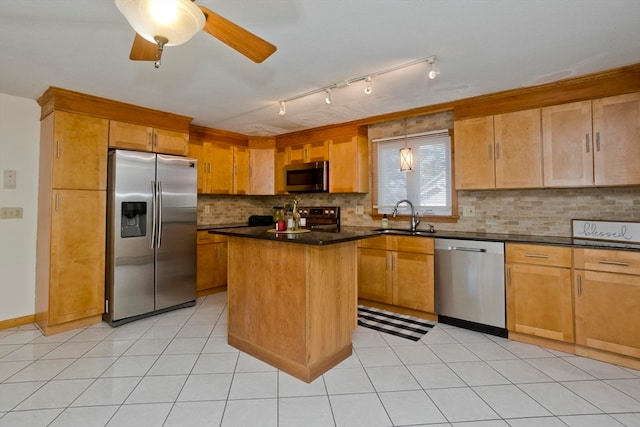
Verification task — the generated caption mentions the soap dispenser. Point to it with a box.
[381,214,389,229]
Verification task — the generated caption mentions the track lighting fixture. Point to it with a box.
[427,57,440,80]
[364,76,372,95]
[324,88,332,105]
[275,55,437,116]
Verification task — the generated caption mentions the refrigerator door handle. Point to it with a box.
[151,180,157,249]
[157,181,163,248]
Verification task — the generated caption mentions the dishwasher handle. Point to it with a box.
[448,246,487,253]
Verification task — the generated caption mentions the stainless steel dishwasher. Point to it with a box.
[435,239,507,337]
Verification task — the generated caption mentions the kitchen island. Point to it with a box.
[209,226,378,382]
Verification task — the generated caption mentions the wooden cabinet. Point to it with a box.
[249,148,275,195]
[454,108,542,189]
[51,111,108,190]
[358,236,434,313]
[574,248,640,364]
[36,111,108,335]
[196,231,227,297]
[233,146,250,195]
[329,134,369,193]
[287,140,328,164]
[274,146,288,194]
[188,139,234,194]
[47,190,106,326]
[505,244,574,343]
[109,120,189,156]
[542,93,640,187]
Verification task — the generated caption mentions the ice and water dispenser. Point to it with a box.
[121,202,147,238]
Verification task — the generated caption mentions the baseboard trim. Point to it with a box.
[0,314,36,330]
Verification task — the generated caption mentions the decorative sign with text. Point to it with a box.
[572,220,640,244]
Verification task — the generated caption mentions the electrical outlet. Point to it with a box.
[204,205,211,214]
[0,207,23,219]
[3,170,16,189]
[462,205,475,217]
[356,205,364,215]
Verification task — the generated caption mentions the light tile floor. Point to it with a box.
[1,292,639,426]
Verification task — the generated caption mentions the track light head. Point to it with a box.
[278,101,286,116]
[427,56,440,80]
[324,88,332,105]
[364,76,372,95]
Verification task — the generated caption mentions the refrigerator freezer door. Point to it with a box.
[107,150,156,322]
[155,154,197,310]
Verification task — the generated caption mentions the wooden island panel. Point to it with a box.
[226,237,357,383]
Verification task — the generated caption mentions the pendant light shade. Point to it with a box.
[399,147,413,171]
[115,0,205,47]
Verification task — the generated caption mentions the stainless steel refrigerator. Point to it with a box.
[105,149,197,326]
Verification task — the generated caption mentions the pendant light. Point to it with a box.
[399,119,413,171]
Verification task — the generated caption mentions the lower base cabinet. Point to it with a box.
[574,248,640,363]
[358,236,434,314]
[196,231,227,297]
[505,244,574,343]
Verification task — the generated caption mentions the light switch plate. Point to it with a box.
[0,207,23,219]
[356,205,364,215]
[3,170,16,189]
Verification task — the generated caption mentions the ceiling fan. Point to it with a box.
[115,0,277,68]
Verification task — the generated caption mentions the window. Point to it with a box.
[373,130,452,216]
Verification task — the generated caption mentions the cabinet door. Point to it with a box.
[188,141,208,193]
[209,142,234,194]
[249,148,275,195]
[287,143,307,164]
[358,248,392,304]
[52,112,108,190]
[197,242,216,292]
[393,252,434,312]
[212,242,228,288]
[574,269,640,358]
[329,135,368,193]
[506,263,574,342]
[542,101,593,187]
[454,116,495,189]
[153,128,189,156]
[307,140,329,162]
[233,146,250,195]
[494,109,543,188]
[49,189,106,325]
[109,120,152,152]
[592,92,640,186]
[274,147,288,195]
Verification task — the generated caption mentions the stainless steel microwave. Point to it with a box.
[284,161,329,193]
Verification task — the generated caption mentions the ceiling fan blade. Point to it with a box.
[199,6,277,63]
[129,33,158,61]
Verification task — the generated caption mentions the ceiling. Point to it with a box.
[1,1,639,136]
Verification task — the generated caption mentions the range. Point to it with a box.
[298,206,340,232]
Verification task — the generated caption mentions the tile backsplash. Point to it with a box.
[198,186,639,237]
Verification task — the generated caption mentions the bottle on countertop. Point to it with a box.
[381,214,389,229]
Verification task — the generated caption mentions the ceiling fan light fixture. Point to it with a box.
[115,0,205,47]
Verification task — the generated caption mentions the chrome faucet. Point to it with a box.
[392,199,420,231]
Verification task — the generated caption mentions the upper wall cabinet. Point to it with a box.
[50,111,109,191]
[454,108,543,190]
[287,140,328,164]
[542,92,640,187]
[329,134,369,193]
[109,120,189,156]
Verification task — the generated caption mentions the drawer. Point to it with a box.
[197,230,227,244]
[388,235,434,254]
[506,243,571,268]
[358,235,387,250]
[574,248,640,275]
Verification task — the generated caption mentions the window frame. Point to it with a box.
[370,128,458,223]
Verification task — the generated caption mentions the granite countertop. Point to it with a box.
[209,225,640,251]
[198,223,248,231]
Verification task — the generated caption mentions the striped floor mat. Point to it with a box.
[357,305,435,341]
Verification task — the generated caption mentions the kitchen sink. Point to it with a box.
[374,228,436,236]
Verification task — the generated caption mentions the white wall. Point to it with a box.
[0,93,40,322]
